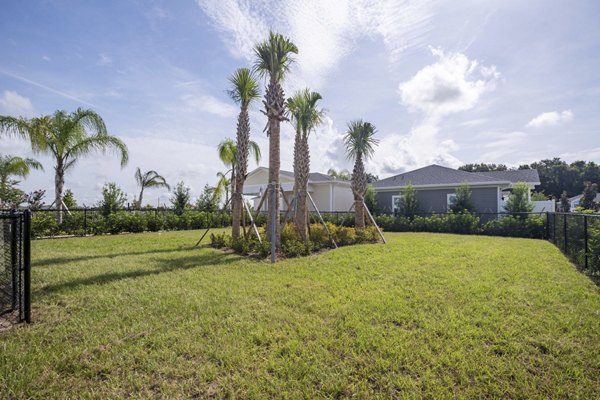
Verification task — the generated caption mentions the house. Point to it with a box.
[568,193,600,210]
[243,167,354,212]
[372,164,550,215]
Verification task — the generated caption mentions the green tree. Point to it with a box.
[364,185,378,215]
[530,191,547,201]
[559,191,570,212]
[458,163,508,172]
[0,154,43,208]
[170,181,191,215]
[327,168,351,180]
[580,181,598,210]
[0,108,128,223]
[450,182,475,213]
[504,182,534,215]
[98,182,127,217]
[287,89,325,241]
[23,189,46,210]
[215,138,261,209]
[253,31,298,244]
[398,184,419,218]
[344,120,379,229]
[62,189,77,209]
[134,167,170,209]
[227,68,261,239]
[196,184,218,211]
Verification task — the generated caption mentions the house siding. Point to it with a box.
[376,187,499,215]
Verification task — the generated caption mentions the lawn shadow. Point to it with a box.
[35,250,240,297]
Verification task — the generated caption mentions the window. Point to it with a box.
[447,193,456,212]
[392,195,402,215]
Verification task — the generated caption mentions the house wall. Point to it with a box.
[308,184,331,212]
[376,186,500,214]
[333,184,354,212]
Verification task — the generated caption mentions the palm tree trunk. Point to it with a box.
[232,107,250,239]
[294,134,309,241]
[352,155,367,229]
[138,187,145,209]
[55,160,64,224]
[265,78,284,245]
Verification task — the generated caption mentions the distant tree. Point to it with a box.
[364,185,378,215]
[580,181,598,210]
[559,191,570,212]
[0,154,43,208]
[366,173,379,183]
[23,189,46,210]
[458,163,508,172]
[170,181,191,215]
[398,184,419,218]
[530,191,548,201]
[62,189,77,209]
[98,182,127,217]
[196,184,218,211]
[504,182,534,215]
[134,168,170,209]
[449,182,474,213]
[327,168,351,180]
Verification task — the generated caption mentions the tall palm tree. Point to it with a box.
[327,168,351,181]
[253,31,298,244]
[0,154,44,208]
[227,67,260,238]
[287,89,325,241]
[134,167,170,209]
[0,108,128,223]
[215,138,261,209]
[344,120,379,229]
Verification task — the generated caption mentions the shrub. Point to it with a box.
[281,238,310,258]
[31,212,59,238]
[482,215,545,239]
[209,232,230,248]
[230,236,251,255]
[333,226,357,246]
[356,226,379,243]
[308,223,332,250]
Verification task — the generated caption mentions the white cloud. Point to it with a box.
[399,47,499,117]
[182,94,237,118]
[480,131,527,161]
[0,90,34,117]
[526,110,573,128]
[97,53,113,66]
[42,55,51,62]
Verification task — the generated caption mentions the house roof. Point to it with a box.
[373,164,540,189]
[249,167,340,184]
[569,193,600,203]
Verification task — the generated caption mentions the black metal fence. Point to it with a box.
[547,212,600,275]
[0,210,31,329]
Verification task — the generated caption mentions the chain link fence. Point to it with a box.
[0,211,31,330]
[548,212,600,275]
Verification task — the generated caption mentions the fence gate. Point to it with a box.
[0,211,31,329]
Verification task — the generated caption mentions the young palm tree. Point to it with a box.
[215,138,261,209]
[0,154,44,208]
[134,167,170,209]
[287,89,325,241]
[253,31,298,244]
[344,120,379,229]
[327,168,351,181]
[227,68,260,238]
[0,108,128,223]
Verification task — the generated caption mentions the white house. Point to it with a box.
[243,167,354,212]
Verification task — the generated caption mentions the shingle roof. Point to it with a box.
[373,164,540,188]
[476,169,540,184]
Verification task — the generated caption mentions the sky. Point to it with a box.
[1,0,599,206]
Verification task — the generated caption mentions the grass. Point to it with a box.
[1,230,599,399]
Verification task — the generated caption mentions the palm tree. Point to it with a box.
[215,138,261,209]
[227,68,260,238]
[134,167,170,209]
[253,31,298,244]
[0,154,44,208]
[327,168,351,181]
[287,89,325,241]
[344,120,379,229]
[0,108,128,223]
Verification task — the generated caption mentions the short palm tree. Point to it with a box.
[134,167,170,209]
[0,154,44,208]
[253,31,298,244]
[287,89,325,241]
[0,108,128,223]
[327,168,351,181]
[227,67,261,238]
[344,120,379,229]
[215,138,261,209]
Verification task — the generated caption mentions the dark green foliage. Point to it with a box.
[449,182,474,213]
[520,158,600,198]
[171,181,191,215]
[364,185,378,214]
[559,191,570,212]
[580,181,598,210]
[98,182,127,217]
[398,184,419,218]
[195,184,219,211]
[209,232,229,248]
[62,189,77,209]
[483,215,545,238]
[458,163,508,172]
[504,182,534,215]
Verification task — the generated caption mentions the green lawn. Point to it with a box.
[1,231,599,399]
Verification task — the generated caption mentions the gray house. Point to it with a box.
[373,165,541,215]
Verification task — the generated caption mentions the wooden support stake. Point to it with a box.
[243,199,262,244]
[307,191,337,249]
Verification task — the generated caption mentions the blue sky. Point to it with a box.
[1,0,599,206]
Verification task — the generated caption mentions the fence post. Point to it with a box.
[584,215,588,271]
[563,213,568,254]
[552,213,556,243]
[545,212,549,240]
[10,210,17,309]
[23,210,31,323]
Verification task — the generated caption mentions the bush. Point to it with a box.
[482,215,545,239]
[356,226,379,243]
[333,226,357,246]
[31,212,60,238]
[209,232,229,248]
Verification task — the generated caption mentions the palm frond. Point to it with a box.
[66,134,129,167]
[217,138,237,168]
[248,140,262,166]
[287,88,325,139]
[344,120,379,161]
[252,31,298,82]
[227,68,260,108]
